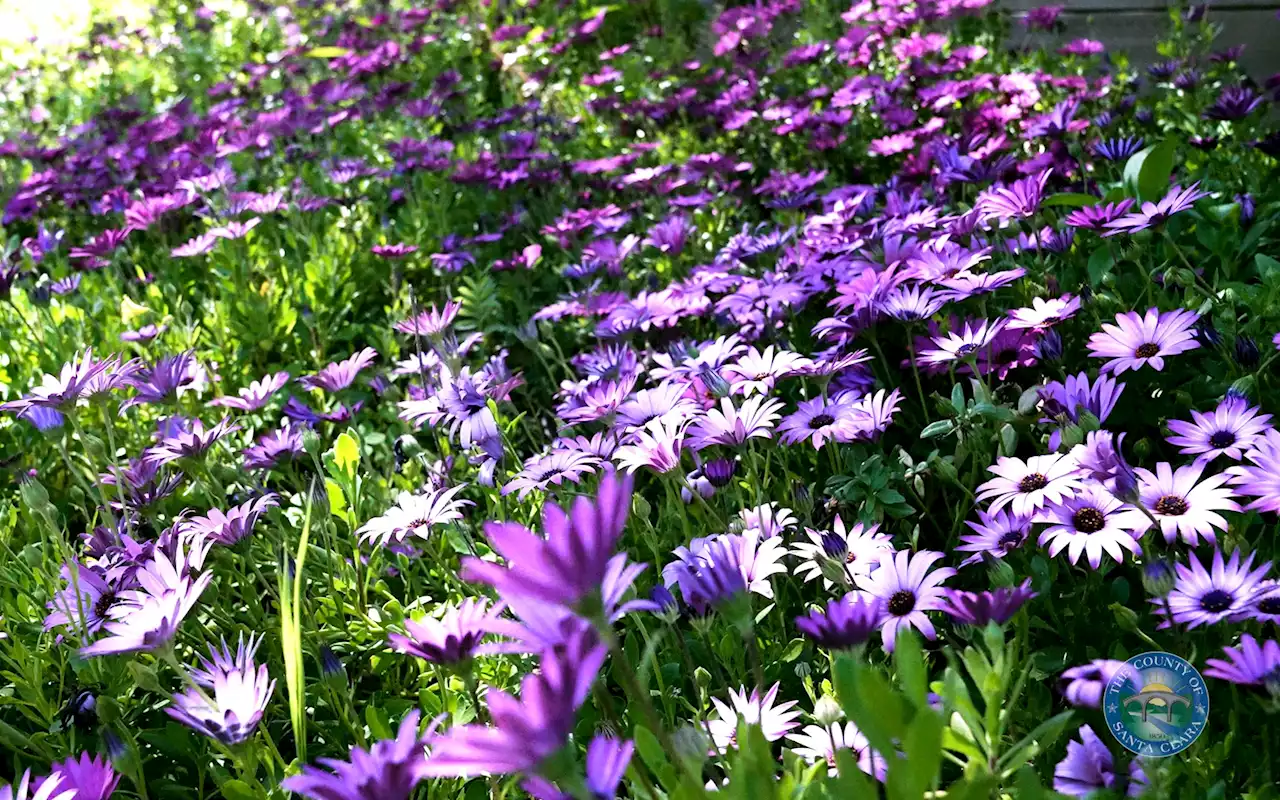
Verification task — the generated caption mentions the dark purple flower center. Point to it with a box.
[1072,507,1106,533]
[998,531,1024,550]
[1155,495,1189,516]
[1018,473,1049,493]
[809,413,836,429]
[887,590,916,616]
[1134,342,1160,359]
[1199,589,1233,612]
[1257,596,1280,615]
[94,591,117,619]
[955,343,979,357]
[537,466,565,481]
[1209,430,1236,449]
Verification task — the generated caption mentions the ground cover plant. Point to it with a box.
[1,0,1279,796]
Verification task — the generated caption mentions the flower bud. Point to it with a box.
[1234,335,1261,369]
[1142,559,1177,597]
[813,695,844,726]
[1034,329,1063,362]
[700,368,732,399]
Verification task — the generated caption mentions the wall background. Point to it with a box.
[1003,0,1280,80]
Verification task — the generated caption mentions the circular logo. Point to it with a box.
[1103,651,1208,757]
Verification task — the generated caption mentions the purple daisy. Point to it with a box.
[1054,725,1146,797]
[707,683,802,751]
[503,450,602,500]
[1168,395,1273,462]
[975,170,1051,221]
[423,624,606,777]
[462,469,633,610]
[524,735,634,800]
[941,580,1037,626]
[1072,430,1139,497]
[43,753,118,800]
[686,395,784,450]
[1104,183,1210,236]
[209,371,291,412]
[299,348,378,393]
[777,397,861,450]
[0,349,113,414]
[1007,295,1081,330]
[1204,635,1280,686]
[957,509,1032,567]
[614,381,698,430]
[794,595,885,650]
[144,417,240,465]
[179,494,278,547]
[644,215,694,255]
[1205,85,1265,121]
[1063,199,1134,232]
[1037,485,1150,569]
[80,545,212,657]
[1087,308,1200,374]
[613,419,686,474]
[1157,549,1272,629]
[284,711,438,800]
[372,243,419,259]
[122,352,206,409]
[976,453,1083,518]
[1038,372,1125,450]
[917,318,1007,366]
[855,550,955,652]
[1135,462,1239,546]
[1060,660,1141,708]
[389,598,502,668]
[1227,429,1280,512]
[394,302,461,337]
[167,638,275,745]
[44,563,120,636]
[242,426,306,471]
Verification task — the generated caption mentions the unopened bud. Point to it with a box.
[813,695,844,726]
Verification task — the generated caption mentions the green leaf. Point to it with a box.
[365,705,393,740]
[218,780,260,800]
[1015,764,1049,799]
[950,383,965,414]
[887,710,944,800]
[305,46,351,58]
[999,424,1017,456]
[333,431,360,474]
[633,726,678,789]
[1087,245,1115,285]
[324,478,347,519]
[833,655,902,759]
[1042,192,1099,208]
[996,709,1075,775]
[1255,254,1280,281]
[1123,139,1178,202]
[126,661,165,694]
[920,420,954,438]
[894,629,927,708]
[945,774,999,800]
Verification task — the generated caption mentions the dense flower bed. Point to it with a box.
[1,0,1279,797]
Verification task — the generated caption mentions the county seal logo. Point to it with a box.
[1103,651,1208,757]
